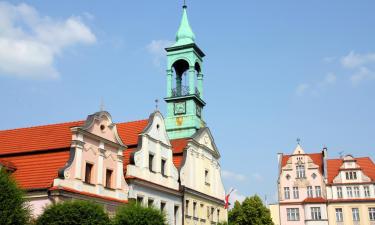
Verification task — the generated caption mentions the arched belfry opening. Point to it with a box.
[163,3,206,139]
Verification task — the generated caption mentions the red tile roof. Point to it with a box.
[302,197,326,203]
[117,120,148,146]
[0,121,83,156]
[281,153,324,174]
[0,119,149,191]
[0,159,17,171]
[1,150,70,189]
[327,157,375,184]
[170,138,189,169]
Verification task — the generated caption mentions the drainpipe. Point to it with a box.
[181,186,185,225]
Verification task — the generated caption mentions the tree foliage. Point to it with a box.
[228,195,274,225]
[35,200,110,225]
[113,203,166,225]
[0,168,30,225]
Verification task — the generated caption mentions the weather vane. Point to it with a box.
[183,0,187,7]
[297,138,301,145]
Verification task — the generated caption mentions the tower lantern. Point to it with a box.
[164,5,206,140]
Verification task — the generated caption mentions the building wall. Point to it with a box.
[269,203,280,225]
[184,192,227,225]
[129,183,182,225]
[327,202,375,225]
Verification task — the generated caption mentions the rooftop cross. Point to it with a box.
[296,138,301,145]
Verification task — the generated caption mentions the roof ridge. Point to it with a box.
[117,119,148,125]
[0,120,84,133]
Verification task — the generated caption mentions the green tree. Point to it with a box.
[112,202,166,225]
[228,195,274,225]
[35,200,110,225]
[0,168,30,225]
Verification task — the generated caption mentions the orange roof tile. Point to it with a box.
[173,154,184,169]
[170,138,189,154]
[0,121,83,156]
[302,197,326,203]
[117,120,148,146]
[327,157,375,184]
[1,150,70,189]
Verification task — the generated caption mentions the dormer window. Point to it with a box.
[205,169,210,185]
[105,169,113,188]
[346,171,357,180]
[149,154,154,172]
[161,159,166,176]
[296,165,305,178]
[84,163,93,184]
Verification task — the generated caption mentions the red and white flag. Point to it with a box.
[224,188,235,209]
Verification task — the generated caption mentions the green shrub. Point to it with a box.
[35,200,110,225]
[0,168,30,225]
[113,203,166,225]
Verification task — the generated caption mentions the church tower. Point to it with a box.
[164,4,206,140]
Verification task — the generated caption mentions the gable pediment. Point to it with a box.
[141,111,170,146]
[191,127,220,158]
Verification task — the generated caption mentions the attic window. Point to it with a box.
[100,124,105,130]
[156,124,160,130]
[286,174,291,180]
[312,173,317,179]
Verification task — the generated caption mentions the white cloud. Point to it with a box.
[296,73,337,96]
[146,39,173,67]
[222,170,247,182]
[0,2,96,79]
[341,51,375,69]
[252,173,264,182]
[350,66,375,85]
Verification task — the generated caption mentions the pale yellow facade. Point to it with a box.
[327,202,375,225]
[184,192,227,225]
[269,203,280,225]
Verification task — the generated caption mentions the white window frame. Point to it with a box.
[284,187,290,200]
[354,186,360,197]
[352,208,360,221]
[311,207,322,220]
[296,165,305,178]
[287,208,300,221]
[347,186,353,198]
[307,186,314,198]
[315,186,322,197]
[293,187,299,199]
[336,208,343,222]
[337,186,343,198]
[364,186,370,197]
[369,208,375,221]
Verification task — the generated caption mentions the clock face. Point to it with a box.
[196,105,202,117]
[174,102,186,115]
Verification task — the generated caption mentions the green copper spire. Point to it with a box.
[174,5,195,46]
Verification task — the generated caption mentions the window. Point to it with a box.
[136,196,143,205]
[284,187,290,199]
[217,209,220,222]
[336,208,343,222]
[311,207,321,220]
[161,159,166,176]
[296,165,305,178]
[347,187,353,198]
[346,171,357,180]
[174,205,179,225]
[293,187,299,199]
[84,163,93,184]
[161,202,166,212]
[185,200,189,216]
[205,169,210,185]
[287,208,300,221]
[105,169,113,188]
[369,208,375,221]
[148,198,154,208]
[354,186,360,197]
[364,186,370,197]
[352,208,360,221]
[193,202,197,218]
[149,154,154,172]
[337,187,343,198]
[210,207,215,221]
[307,186,313,197]
[315,186,322,197]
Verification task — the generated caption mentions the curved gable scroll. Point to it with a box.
[191,127,220,159]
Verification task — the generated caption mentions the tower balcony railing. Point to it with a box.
[171,85,200,98]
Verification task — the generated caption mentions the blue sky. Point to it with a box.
[1,1,375,204]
